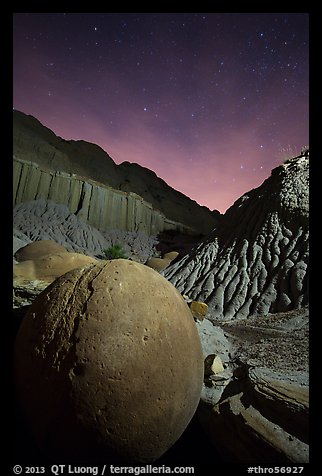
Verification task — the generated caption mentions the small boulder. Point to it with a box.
[211,355,225,374]
[190,301,208,321]
[145,251,179,272]
[204,354,224,377]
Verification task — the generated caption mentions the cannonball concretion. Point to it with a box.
[14,259,204,462]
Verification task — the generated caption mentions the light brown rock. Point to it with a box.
[145,251,179,272]
[204,354,224,377]
[211,355,224,374]
[145,257,172,272]
[13,252,98,282]
[14,240,68,262]
[14,259,204,463]
[163,251,179,261]
[190,301,208,320]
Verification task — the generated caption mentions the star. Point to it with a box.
[13,12,309,214]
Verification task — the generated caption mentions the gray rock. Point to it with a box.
[196,307,309,463]
[13,228,32,255]
[101,229,159,263]
[198,365,309,463]
[13,279,49,309]
[13,199,159,262]
[195,318,232,405]
[196,319,231,362]
[13,199,110,257]
[163,155,309,321]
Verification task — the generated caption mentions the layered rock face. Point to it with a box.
[164,155,309,320]
[13,200,159,263]
[13,110,219,235]
[13,158,194,236]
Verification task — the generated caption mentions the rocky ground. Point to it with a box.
[194,306,309,464]
[12,222,309,464]
[13,270,309,464]
[220,306,309,374]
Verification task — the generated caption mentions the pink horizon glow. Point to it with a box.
[13,13,309,214]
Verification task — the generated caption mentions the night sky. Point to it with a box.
[13,12,309,213]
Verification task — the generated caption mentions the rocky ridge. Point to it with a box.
[163,154,309,320]
[13,158,196,236]
[13,110,219,235]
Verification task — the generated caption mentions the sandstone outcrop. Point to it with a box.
[162,251,179,261]
[145,257,172,272]
[13,110,220,235]
[164,154,309,320]
[14,260,204,462]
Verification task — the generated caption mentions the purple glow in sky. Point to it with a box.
[13,12,309,213]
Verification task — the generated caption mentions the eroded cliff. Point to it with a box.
[13,110,219,235]
[163,154,309,320]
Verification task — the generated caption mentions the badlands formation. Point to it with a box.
[12,112,309,465]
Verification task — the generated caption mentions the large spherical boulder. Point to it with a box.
[14,240,68,262]
[14,259,203,463]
